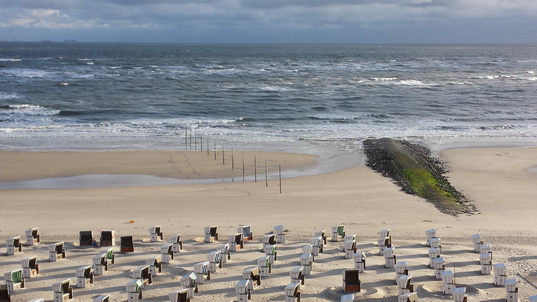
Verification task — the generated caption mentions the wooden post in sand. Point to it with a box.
[222,145,225,165]
[279,165,282,193]
[231,148,234,170]
[200,135,203,152]
[207,138,210,156]
[265,160,268,187]
[184,128,188,150]
[254,156,257,182]
[242,152,245,182]
[214,142,217,160]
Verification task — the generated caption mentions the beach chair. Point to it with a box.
[52,279,73,302]
[194,262,210,283]
[344,234,356,242]
[146,255,162,275]
[290,266,305,285]
[207,250,222,273]
[344,240,357,259]
[161,243,174,263]
[25,227,40,246]
[331,225,345,242]
[398,292,419,302]
[493,263,507,286]
[430,237,441,250]
[4,269,25,294]
[93,295,110,302]
[169,288,190,302]
[229,233,244,252]
[302,245,314,261]
[134,265,152,285]
[238,225,253,241]
[452,287,467,302]
[0,284,9,302]
[170,234,183,253]
[79,231,94,246]
[395,261,408,281]
[100,230,115,246]
[149,225,163,242]
[378,231,392,255]
[425,229,436,247]
[274,225,286,243]
[397,275,413,295]
[433,257,445,279]
[314,229,327,244]
[6,236,22,255]
[242,267,261,287]
[126,279,143,302]
[257,256,271,277]
[300,253,313,275]
[21,256,39,278]
[441,270,455,294]
[341,294,354,302]
[93,253,108,275]
[470,234,483,253]
[48,242,66,262]
[217,243,231,263]
[235,279,252,302]
[101,247,115,264]
[204,226,218,243]
[342,269,360,293]
[265,244,277,264]
[180,272,198,298]
[120,235,134,253]
[284,283,301,302]
[75,265,94,288]
[480,243,492,255]
[479,252,492,275]
[428,247,441,268]
[262,234,276,250]
[506,278,518,302]
[354,251,366,273]
[310,237,324,255]
[384,247,396,268]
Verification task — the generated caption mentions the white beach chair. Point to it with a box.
[238,225,253,241]
[262,234,276,250]
[398,292,418,302]
[229,233,244,251]
[126,279,143,302]
[493,263,507,286]
[133,265,152,285]
[331,225,345,242]
[354,251,366,273]
[217,243,231,263]
[441,270,455,294]
[75,265,94,288]
[145,255,162,275]
[290,266,305,285]
[425,229,436,246]
[6,236,22,255]
[300,253,313,275]
[48,242,66,262]
[257,256,271,277]
[284,283,301,302]
[204,226,218,243]
[264,244,277,264]
[384,246,396,268]
[235,279,252,302]
[169,288,189,302]
[397,275,413,295]
[342,269,361,293]
[274,225,286,243]
[428,247,441,268]
[344,234,356,242]
[452,287,467,302]
[479,252,492,275]
[313,229,326,244]
[242,267,261,287]
[52,279,73,302]
[170,234,183,253]
[180,272,198,298]
[506,278,518,302]
[161,243,174,263]
[430,237,441,249]
[149,225,163,242]
[21,256,39,278]
[480,243,492,255]
[194,261,210,283]
[207,250,222,273]
[433,257,445,279]
[25,227,40,246]
[93,253,108,275]
[395,261,408,281]
[302,245,314,261]
[378,228,391,255]
[470,233,483,253]
[344,240,357,259]
[4,269,25,294]
[310,236,324,255]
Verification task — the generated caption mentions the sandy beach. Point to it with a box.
[1,147,537,301]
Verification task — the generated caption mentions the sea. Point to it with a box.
[1,42,537,170]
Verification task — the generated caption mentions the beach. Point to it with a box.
[1,146,537,301]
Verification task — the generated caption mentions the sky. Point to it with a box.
[0,0,536,44]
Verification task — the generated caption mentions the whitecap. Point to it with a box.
[0,92,21,100]
[0,58,22,62]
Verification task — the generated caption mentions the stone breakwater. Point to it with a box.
[362,138,475,216]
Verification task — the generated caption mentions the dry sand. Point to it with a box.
[1,147,536,301]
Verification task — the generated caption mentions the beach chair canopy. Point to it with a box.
[343,269,360,284]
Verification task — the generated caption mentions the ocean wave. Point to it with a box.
[0,92,21,100]
[0,58,22,62]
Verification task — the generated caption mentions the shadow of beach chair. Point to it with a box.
[120,236,134,253]
[126,279,143,302]
[21,256,39,278]
[235,279,252,302]
[149,225,163,242]
[76,265,94,288]
[343,269,360,293]
[6,236,22,255]
[284,283,300,302]
[48,242,66,262]
[52,279,73,302]
[25,227,40,246]
[100,230,115,246]
[169,288,190,302]
[79,231,94,246]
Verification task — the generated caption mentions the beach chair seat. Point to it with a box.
[257,256,271,277]
[284,283,300,302]
[217,243,231,263]
[6,236,22,255]
[170,234,183,253]
[21,256,39,278]
[204,226,218,243]
[441,270,454,294]
[4,269,25,294]
[229,233,244,251]
[290,266,305,285]
[354,251,366,273]
[342,269,360,293]
[180,272,198,298]
[134,265,152,285]
[384,246,396,268]
[242,267,261,287]
[300,253,313,275]
[493,263,507,286]
[48,242,66,262]
[274,225,286,243]
[146,255,162,275]
[397,275,413,295]
[331,225,345,242]
[126,279,143,302]
[52,279,73,302]
[207,250,222,273]
[161,243,174,263]
[398,292,418,302]
[76,265,94,288]
[169,288,190,302]
[452,287,467,302]
[100,230,115,246]
[79,231,94,246]
[235,279,252,302]
[120,236,134,253]
[25,227,40,246]
[238,225,253,241]
[149,225,163,242]
[93,295,110,302]
[395,261,408,281]
[194,262,210,283]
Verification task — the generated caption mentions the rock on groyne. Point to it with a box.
[362,138,475,216]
